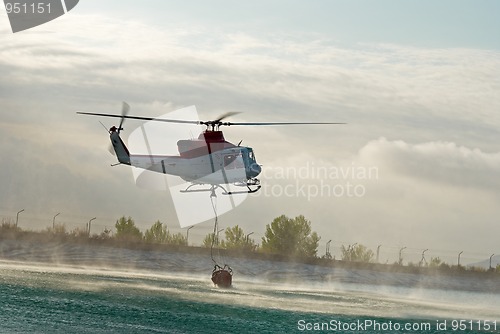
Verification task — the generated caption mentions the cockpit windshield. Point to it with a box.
[248,149,255,162]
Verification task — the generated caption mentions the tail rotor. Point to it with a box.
[82,102,130,156]
[118,101,130,134]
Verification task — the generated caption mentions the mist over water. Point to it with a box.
[0,240,499,333]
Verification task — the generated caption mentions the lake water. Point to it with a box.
[0,241,499,333]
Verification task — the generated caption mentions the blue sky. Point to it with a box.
[1,1,499,264]
[76,0,500,49]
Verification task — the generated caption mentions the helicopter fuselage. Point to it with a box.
[111,129,261,187]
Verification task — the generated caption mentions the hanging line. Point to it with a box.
[210,187,220,265]
[209,186,231,271]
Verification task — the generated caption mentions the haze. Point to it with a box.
[1,1,499,265]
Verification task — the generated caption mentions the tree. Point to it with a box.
[52,223,67,235]
[221,225,257,251]
[144,221,168,244]
[1,218,17,231]
[429,257,443,268]
[98,227,112,240]
[203,233,216,248]
[115,216,142,242]
[69,227,88,238]
[261,215,320,258]
[167,232,187,246]
[340,244,374,262]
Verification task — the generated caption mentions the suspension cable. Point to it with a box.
[210,187,219,265]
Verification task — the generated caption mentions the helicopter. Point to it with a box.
[78,102,344,195]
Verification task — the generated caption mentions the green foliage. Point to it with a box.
[202,233,216,248]
[0,218,21,234]
[143,221,187,245]
[167,232,187,246]
[222,225,245,248]
[1,218,17,230]
[69,227,88,238]
[429,257,443,268]
[340,244,374,262]
[468,266,486,273]
[144,221,168,244]
[203,227,227,248]
[52,223,67,235]
[261,215,320,258]
[220,225,257,251]
[98,228,112,240]
[439,262,451,270]
[115,216,142,242]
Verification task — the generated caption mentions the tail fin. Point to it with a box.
[110,131,131,165]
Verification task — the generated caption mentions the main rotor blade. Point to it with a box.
[224,122,346,126]
[77,112,346,126]
[76,112,201,125]
[215,111,241,123]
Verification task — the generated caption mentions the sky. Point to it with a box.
[1,1,499,265]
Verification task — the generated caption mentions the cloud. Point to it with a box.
[0,11,499,258]
[1,14,499,155]
[350,138,500,257]
[359,137,500,192]
[243,137,500,262]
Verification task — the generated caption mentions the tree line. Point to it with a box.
[113,214,321,258]
[2,216,499,272]
[1,214,321,258]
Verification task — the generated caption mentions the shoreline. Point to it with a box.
[1,230,499,283]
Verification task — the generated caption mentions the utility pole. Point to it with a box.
[16,209,25,228]
[52,212,60,230]
[186,226,194,246]
[420,249,429,267]
[376,245,381,263]
[326,240,332,259]
[88,217,96,237]
[246,232,254,243]
[458,251,463,267]
[399,247,406,265]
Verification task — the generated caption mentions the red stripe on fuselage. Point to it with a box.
[177,131,236,159]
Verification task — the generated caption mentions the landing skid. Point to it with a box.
[225,185,261,195]
[180,180,260,195]
[179,184,219,193]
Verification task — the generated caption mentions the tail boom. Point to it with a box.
[110,131,131,165]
